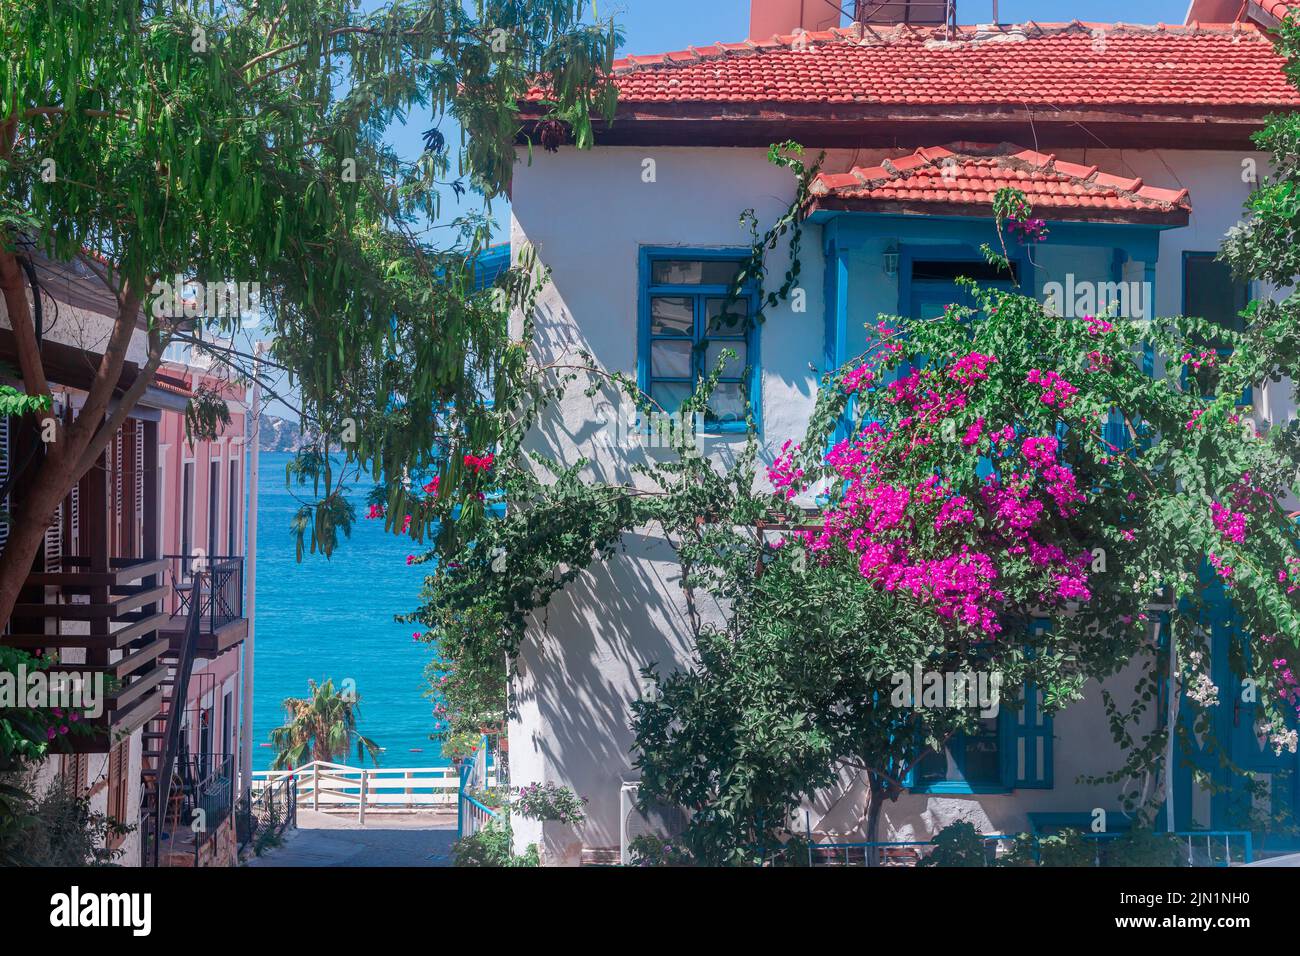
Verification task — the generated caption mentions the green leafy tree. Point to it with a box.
[269,678,382,767]
[0,0,619,629]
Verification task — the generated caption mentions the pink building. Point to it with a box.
[152,356,253,866]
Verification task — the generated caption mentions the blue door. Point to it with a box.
[1180,578,1300,850]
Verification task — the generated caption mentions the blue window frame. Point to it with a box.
[638,248,759,434]
[911,711,1009,794]
[1182,251,1251,406]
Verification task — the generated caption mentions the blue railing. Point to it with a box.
[455,735,500,840]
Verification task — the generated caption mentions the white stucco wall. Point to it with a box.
[508,144,1279,862]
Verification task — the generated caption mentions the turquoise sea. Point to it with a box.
[250,452,445,770]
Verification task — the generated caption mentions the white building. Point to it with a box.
[506,3,1300,863]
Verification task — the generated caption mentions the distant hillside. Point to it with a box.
[258,413,302,453]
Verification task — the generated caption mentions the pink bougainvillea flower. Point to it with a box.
[463,453,495,473]
[947,352,998,386]
[1084,315,1114,335]
[1026,369,1079,409]
[1020,436,1059,469]
[1211,502,1247,544]
[767,440,806,501]
[843,364,876,394]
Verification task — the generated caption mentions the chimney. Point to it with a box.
[852,0,953,26]
[749,0,843,40]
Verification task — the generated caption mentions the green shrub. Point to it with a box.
[919,821,988,867]
[627,833,693,867]
[512,782,586,825]
[1000,826,1185,867]
[452,818,539,867]
[1104,827,1187,867]
[1,773,130,866]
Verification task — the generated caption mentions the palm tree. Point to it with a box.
[269,679,382,769]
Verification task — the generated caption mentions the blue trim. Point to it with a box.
[637,246,761,436]
[822,223,852,444]
[472,244,511,291]
[909,781,1013,796]
[806,211,1168,260]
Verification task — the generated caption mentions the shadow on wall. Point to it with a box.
[516,530,719,858]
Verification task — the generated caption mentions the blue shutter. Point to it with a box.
[1103,409,1131,454]
[1006,680,1054,789]
[1003,621,1054,789]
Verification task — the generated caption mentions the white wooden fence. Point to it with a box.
[251,760,496,822]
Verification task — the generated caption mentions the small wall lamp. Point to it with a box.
[883,247,900,278]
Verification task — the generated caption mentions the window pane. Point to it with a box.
[650,296,693,336]
[704,339,747,376]
[651,340,693,379]
[915,748,949,787]
[707,382,746,424]
[1184,255,1249,400]
[705,297,749,334]
[652,259,743,287]
[964,717,1002,786]
[650,381,691,414]
[964,736,1001,785]
[1185,255,1248,338]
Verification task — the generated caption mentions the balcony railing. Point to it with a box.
[7,556,171,751]
[181,752,235,834]
[161,555,246,654]
[159,752,236,866]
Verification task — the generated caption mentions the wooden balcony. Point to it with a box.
[158,555,247,657]
[5,557,172,752]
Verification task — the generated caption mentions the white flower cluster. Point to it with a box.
[1268,725,1299,756]
[1184,651,1219,708]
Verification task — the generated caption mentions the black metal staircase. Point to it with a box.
[139,570,205,867]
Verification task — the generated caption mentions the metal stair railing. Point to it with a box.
[145,569,205,867]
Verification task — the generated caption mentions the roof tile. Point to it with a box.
[593,22,1300,110]
[808,143,1192,221]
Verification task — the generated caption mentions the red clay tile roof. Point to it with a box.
[599,21,1300,109]
[1257,1,1300,23]
[808,144,1191,224]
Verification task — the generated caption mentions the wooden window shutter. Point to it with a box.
[106,741,129,847]
[61,752,88,795]
[1002,621,1055,790]
[134,420,145,555]
[44,500,63,574]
